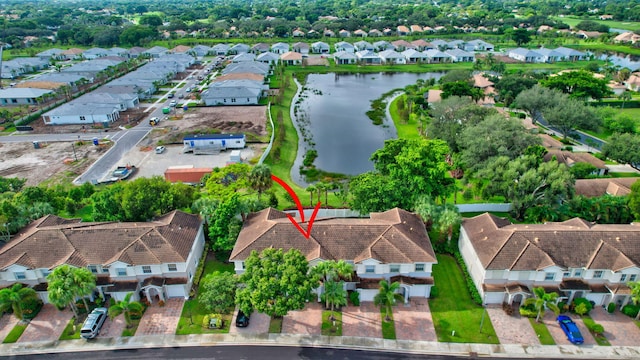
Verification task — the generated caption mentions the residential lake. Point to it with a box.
[292,72,444,186]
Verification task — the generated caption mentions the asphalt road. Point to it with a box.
[2,345,533,360]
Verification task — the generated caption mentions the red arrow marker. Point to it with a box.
[271,174,321,239]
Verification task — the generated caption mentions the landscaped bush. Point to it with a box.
[571,298,593,315]
[430,286,438,299]
[622,304,639,318]
[203,314,223,329]
[607,302,616,314]
[519,303,538,318]
[452,251,482,305]
[349,291,360,306]
[22,297,43,320]
[587,322,604,335]
[557,301,568,313]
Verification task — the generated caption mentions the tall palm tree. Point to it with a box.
[322,281,347,321]
[248,164,272,200]
[0,283,37,320]
[436,206,462,242]
[47,265,96,316]
[108,292,144,328]
[523,287,560,322]
[374,280,403,321]
[312,260,353,309]
[306,185,317,206]
[70,267,97,311]
[628,281,640,320]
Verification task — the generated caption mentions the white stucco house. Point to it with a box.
[508,48,543,63]
[0,211,205,304]
[230,208,437,303]
[459,213,640,309]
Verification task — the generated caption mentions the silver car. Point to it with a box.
[80,307,108,339]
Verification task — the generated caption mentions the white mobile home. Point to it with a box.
[183,134,246,152]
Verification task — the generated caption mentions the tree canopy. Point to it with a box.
[542,70,613,100]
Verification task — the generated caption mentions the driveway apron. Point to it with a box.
[18,305,73,343]
[589,306,640,346]
[393,299,437,341]
[0,314,21,342]
[229,310,270,335]
[282,302,322,335]
[486,305,540,345]
[342,302,381,338]
[97,315,126,338]
[543,313,596,346]
[135,299,184,336]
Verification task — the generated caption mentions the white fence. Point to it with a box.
[456,203,512,213]
[284,204,512,219]
[258,103,274,165]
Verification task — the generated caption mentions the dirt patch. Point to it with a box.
[144,106,269,145]
[0,140,110,186]
[304,57,330,66]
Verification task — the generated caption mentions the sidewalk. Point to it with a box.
[1,333,640,359]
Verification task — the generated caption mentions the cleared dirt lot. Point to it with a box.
[0,141,109,186]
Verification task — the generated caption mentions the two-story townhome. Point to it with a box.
[459,213,640,309]
[0,211,205,304]
[230,208,437,303]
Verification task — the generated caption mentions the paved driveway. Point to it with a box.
[486,305,540,345]
[282,302,322,335]
[543,313,596,346]
[0,314,21,342]
[229,310,270,335]
[97,315,126,338]
[589,307,640,346]
[18,305,73,343]
[342,302,381,338]
[393,299,437,341]
[135,299,184,336]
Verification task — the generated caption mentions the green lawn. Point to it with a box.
[528,318,556,345]
[176,258,234,335]
[380,308,397,340]
[269,316,283,333]
[59,318,82,340]
[551,16,640,32]
[582,316,611,346]
[2,323,27,343]
[429,254,499,344]
[389,95,422,140]
[321,310,342,336]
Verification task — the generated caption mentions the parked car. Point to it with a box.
[235,309,250,327]
[557,315,584,345]
[80,307,108,339]
[167,93,174,98]
[155,146,166,154]
[169,100,177,107]
[178,93,184,99]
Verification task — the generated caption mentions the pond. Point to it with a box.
[292,72,444,186]
[597,53,640,71]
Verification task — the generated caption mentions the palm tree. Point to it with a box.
[628,281,640,320]
[523,287,560,322]
[70,267,97,311]
[322,281,347,321]
[374,280,404,322]
[413,195,439,230]
[436,206,462,242]
[312,260,353,309]
[248,164,272,200]
[619,91,632,109]
[108,292,144,328]
[0,283,37,320]
[306,185,317,206]
[47,265,96,317]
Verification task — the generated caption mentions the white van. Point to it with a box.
[80,307,108,339]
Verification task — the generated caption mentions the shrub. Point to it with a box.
[574,302,589,316]
[21,297,43,320]
[588,323,604,335]
[571,298,593,315]
[453,251,482,305]
[622,304,639,318]
[203,314,223,329]
[519,304,538,318]
[557,301,568,313]
[462,188,473,201]
[430,286,438,299]
[607,302,616,314]
[349,291,360,306]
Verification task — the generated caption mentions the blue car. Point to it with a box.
[557,315,584,344]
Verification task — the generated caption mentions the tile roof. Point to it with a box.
[575,178,640,197]
[544,149,606,169]
[0,211,202,270]
[230,208,436,264]
[462,213,640,272]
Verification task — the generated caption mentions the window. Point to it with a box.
[621,274,628,282]
[142,265,152,274]
[390,264,400,273]
[88,265,98,274]
[116,268,127,276]
[365,265,375,273]
[168,264,177,272]
[80,116,86,121]
[563,272,570,278]
[41,269,51,277]
[415,263,425,272]
[231,98,236,103]
[631,274,638,282]
[14,272,26,280]
[544,272,555,281]
[574,269,583,277]
[593,270,603,279]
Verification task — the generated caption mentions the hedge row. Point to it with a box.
[453,251,483,305]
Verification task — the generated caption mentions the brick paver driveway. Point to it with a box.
[589,306,640,346]
[393,299,437,341]
[0,314,21,342]
[18,304,73,343]
[135,299,184,336]
[342,302,381,338]
[486,305,540,345]
[97,315,126,338]
[229,310,270,335]
[283,302,322,335]
[543,313,596,345]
